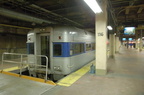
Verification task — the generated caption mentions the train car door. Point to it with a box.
[40,34,50,68]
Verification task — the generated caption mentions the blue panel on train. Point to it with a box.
[53,42,70,57]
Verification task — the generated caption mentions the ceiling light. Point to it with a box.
[107,26,113,30]
[84,0,102,13]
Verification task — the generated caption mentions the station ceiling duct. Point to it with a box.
[0,7,56,24]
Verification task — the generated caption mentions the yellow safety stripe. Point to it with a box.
[1,71,56,85]
[2,71,19,77]
[57,60,95,87]
[2,66,20,72]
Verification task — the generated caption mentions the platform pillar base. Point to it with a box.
[96,69,107,75]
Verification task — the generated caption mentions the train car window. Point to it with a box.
[86,44,92,51]
[92,43,95,50]
[70,44,73,55]
[53,44,62,56]
[73,43,84,55]
[80,43,84,53]
[27,43,34,54]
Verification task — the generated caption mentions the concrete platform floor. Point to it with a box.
[42,46,144,95]
[0,62,18,70]
[0,73,55,95]
[1,46,144,95]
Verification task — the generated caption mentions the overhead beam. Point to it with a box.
[125,8,130,14]
[0,24,32,30]
[129,0,137,6]
[111,1,129,4]
[51,6,79,13]
[113,4,144,10]
[137,7,143,13]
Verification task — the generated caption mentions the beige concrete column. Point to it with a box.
[95,0,107,75]
[136,39,138,49]
[115,36,120,53]
[135,33,138,49]
[109,34,115,58]
[139,37,143,51]
[119,38,121,49]
[135,30,139,49]
[139,30,143,51]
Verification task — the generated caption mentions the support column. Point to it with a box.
[139,38,142,51]
[109,34,115,58]
[115,36,120,53]
[135,31,138,49]
[95,0,107,75]
[136,38,138,49]
[139,30,143,51]
[126,38,129,49]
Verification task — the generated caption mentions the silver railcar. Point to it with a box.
[27,26,95,80]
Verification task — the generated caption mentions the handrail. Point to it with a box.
[1,52,49,82]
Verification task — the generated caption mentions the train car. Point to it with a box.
[27,25,95,80]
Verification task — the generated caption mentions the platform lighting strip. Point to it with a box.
[107,26,113,30]
[84,0,102,13]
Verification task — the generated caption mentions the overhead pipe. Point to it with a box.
[0,23,32,30]
[107,0,117,26]
[0,7,56,24]
[2,0,83,27]
[29,4,83,27]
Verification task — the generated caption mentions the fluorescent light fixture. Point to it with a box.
[84,0,102,13]
[107,26,113,30]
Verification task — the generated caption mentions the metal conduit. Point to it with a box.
[1,0,83,27]
[29,4,83,27]
[107,0,118,26]
[0,7,56,24]
[0,24,32,30]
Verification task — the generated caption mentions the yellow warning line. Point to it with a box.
[2,71,19,77]
[1,71,56,85]
[0,65,28,72]
[0,66,56,85]
[2,66,20,72]
[57,60,95,87]
[0,60,95,86]
[21,75,56,85]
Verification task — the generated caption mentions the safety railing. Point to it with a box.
[1,52,49,82]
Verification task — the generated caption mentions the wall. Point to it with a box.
[0,34,27,61]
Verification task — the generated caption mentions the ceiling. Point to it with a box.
[0,0,144,34]
[110,0,144,27]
